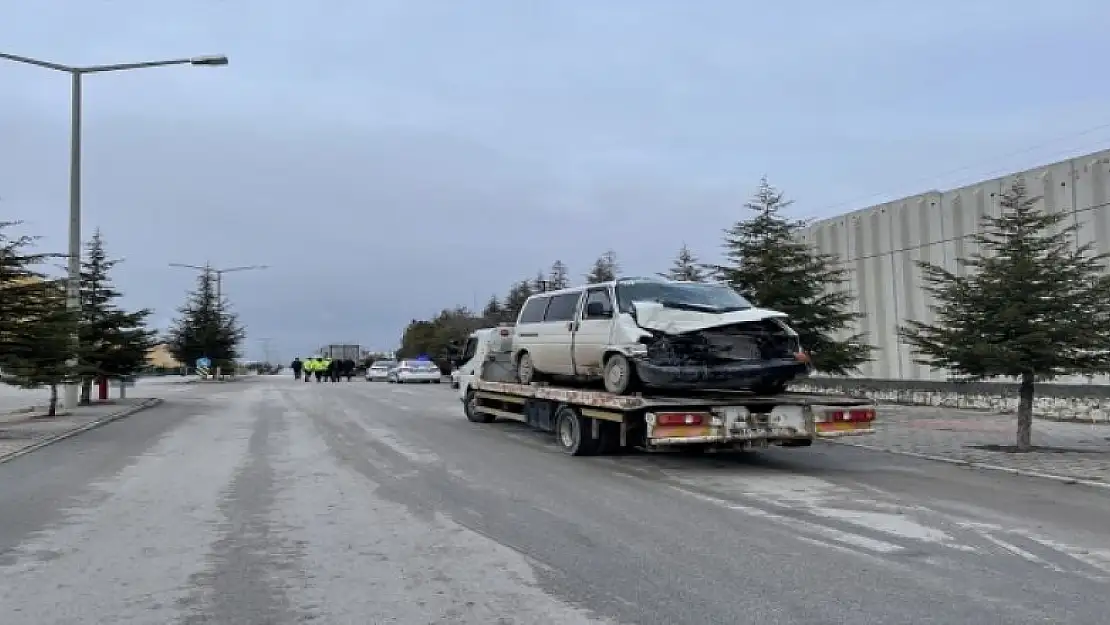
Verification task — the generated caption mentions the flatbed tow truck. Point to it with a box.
[458,330,877,456]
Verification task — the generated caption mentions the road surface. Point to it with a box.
[1,376,1108,624]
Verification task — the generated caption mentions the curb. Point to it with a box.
[824,438,1110,491]
[0,397,164,465]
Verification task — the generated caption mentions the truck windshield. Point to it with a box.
[615,280,752,314]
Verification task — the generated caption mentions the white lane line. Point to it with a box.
[668,486,906,555]
[975,532,1067,573]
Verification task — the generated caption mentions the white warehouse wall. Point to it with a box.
[797,148,1110,382]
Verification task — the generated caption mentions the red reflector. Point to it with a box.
[828,410,845,421]
[848,408,874,422]
[656,412,707,426]
[500,328,511,336]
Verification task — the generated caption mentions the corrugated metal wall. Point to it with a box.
[798,148,1110,381]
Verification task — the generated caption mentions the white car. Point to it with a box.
[390,360,443,384]
[365,360,397,381]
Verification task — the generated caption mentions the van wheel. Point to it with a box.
[603,354,638,395]
[554,406,599,456]
[464,390,495,423]
[516,351,536,385]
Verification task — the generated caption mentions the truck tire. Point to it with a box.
[602,353,637,395]
[516,351,536,385]
[464,390,495,423]
[554,406,599,456]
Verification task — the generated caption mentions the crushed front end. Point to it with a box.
[633,318,812,392]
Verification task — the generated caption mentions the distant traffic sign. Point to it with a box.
[196,357,211,368]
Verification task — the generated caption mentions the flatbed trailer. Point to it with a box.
[463,378,877,456]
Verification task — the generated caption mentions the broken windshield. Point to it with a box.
[615,280,752,314]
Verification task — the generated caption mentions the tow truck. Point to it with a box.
[455,326,876,456]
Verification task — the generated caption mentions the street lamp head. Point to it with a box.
[189,55,229,67]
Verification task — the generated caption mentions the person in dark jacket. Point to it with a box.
[343,358,356,381]
[291,358,303,380]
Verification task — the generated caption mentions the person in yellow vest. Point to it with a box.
[303,357,316,382]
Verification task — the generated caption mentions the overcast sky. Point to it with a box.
[3,0,1110,361]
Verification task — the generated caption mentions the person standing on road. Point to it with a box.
[323,357,335,382]
[343,358,356,381]
[315,358,326,383]
[291,357,303,380]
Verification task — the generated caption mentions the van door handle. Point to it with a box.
[567,321,577,331]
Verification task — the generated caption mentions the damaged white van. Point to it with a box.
[511,276,812,395]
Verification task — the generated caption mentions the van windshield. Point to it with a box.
[615,280,752,314]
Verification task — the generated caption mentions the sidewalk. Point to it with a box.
[0,376,194,416]
[834,403,1110,484]
[0,397,161,461]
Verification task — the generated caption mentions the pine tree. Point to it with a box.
[77,230,157,403]
[548,260,570,289]
[166,269,246,371]
[532,270,550,293]
[585,250,619,284]
[0,221,50,358]
[660,244,706,282]
[481,294,503,323]
[1,280,76,416]
[900,178,1110,451]
[714,177,871,374]
[502,280,534,321]
[0,222,75,415]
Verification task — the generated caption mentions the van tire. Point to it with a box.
[516,351,536,385]
[554,406,599,456]
[464,389,495,423]
[603,353,637,395]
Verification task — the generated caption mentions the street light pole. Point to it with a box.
[169,263,269,309]
[1,52,229,410]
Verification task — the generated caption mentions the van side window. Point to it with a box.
[517,297,549,324]
[544,292,581,322]
[582,288,613,319]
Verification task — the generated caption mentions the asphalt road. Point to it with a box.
[2,376,1109,624]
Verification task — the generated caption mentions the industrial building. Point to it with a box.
[797,148,1110,382]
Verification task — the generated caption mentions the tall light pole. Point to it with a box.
[1,52,229,410]
[169,263,268,306]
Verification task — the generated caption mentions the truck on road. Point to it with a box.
[455,327,876,456]
[321,344,361,362]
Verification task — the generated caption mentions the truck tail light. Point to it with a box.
[656,412,708,426]
[500,328,511,336]
[823,408,875,423]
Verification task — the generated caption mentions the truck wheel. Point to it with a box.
[516,351,536,385]
[554,406,599,456]
[464,390,495,423]
[603,354,637,395]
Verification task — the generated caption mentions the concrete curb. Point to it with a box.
[0,397,163,465]
[824,438,1110,491]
